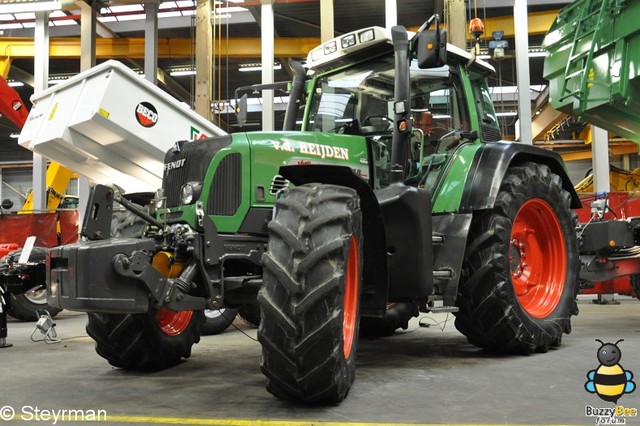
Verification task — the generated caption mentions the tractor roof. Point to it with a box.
[306,26,495,75]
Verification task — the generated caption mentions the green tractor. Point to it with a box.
[47,17,580,403]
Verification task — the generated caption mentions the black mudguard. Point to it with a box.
[280,165,434,314]
[460,142,581,211]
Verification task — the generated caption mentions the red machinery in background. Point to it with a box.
[0,75,80,321]
[575,192,640,300]
[0,75,28,129]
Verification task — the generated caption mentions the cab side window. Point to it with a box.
[469,72,501,142]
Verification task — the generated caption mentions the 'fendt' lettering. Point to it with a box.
[164,159,186,173]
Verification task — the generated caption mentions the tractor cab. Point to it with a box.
[300,23,497,191]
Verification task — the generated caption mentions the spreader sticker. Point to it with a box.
[135,102,158,127]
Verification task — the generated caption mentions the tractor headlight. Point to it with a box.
[155,188,165,209]
[358,29,375,43]
[180,182,202,205]
[341,34,357,48]
[323,41,337,55]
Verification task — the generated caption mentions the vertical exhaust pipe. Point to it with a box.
[390,25,411,184]
[283,59,307,131]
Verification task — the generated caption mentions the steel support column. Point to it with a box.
[514,0,532,144]
[446,0,466,49]
[385,0,397,29]
[32,12,49,212]
[320,0,333,43]
[195,0,213,121]
[144,1,159,85]
[261,0,275,131]
[79,1,97,223]
[592,126,610,194]
[79,2,96,70]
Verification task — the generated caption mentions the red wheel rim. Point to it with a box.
[154,308,193,336]
[343,235,359,359]
[510,198,566,318]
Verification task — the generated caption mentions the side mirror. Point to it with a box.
[1,199,13,210]
[417,29,447,69]
[236,94,248,127]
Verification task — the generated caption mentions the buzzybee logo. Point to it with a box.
[584,339,638,425]
[135,101,158,127]
[585,339,635,403]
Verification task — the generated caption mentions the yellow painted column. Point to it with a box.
[0,57,11,79]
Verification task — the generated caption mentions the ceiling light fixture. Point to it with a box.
[0,1,64,14]
[170,69,196,77]
[239,63,282,72]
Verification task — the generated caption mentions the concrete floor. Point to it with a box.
[2,296,640,425]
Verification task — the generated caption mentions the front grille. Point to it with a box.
[208,153,242,216]
[162,136,232,207]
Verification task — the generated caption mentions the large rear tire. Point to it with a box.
[258,184,362,403]
[86,309,201,371]
[455,162,579,354]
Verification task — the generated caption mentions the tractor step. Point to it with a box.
[433,269,452,279]
[429,305,459,313]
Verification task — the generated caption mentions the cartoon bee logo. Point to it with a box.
[585,339,636,403]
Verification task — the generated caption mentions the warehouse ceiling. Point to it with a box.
[0,0,573,161]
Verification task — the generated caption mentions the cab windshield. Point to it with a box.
[306,56,470,188]
[307,56,469,139]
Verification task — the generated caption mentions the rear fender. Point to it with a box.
[460,142,581,211]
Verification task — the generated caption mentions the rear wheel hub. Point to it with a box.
[510,198,567,318]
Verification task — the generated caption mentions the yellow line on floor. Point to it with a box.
[98,417,574,426]
[103,418,422,426]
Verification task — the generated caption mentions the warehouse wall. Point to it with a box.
[0,167,79,212]
[565,156,640,187]
[0,167,30,211]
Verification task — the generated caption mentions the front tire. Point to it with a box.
[455,162,579,354]
[86,251,201,370]
[258,184,363,403]
[86,309,201,371]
